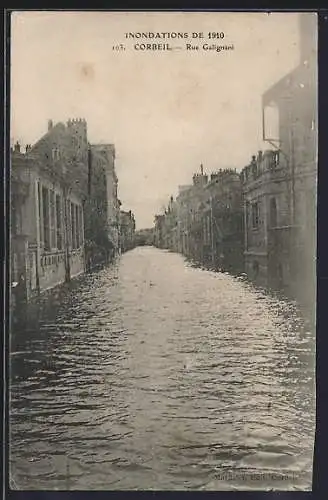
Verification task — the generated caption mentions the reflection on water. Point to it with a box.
[10,247,315,490]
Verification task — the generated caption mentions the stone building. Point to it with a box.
[11,134,86,303]
[201,169,243,273]
[154,165,244,274]
[163,196,179,252]
[154,196,178,252]
[119,210,136,253]
[242,13,317,308]
[161,166,209,263]
[241,150,284,288]
[186,168,209,263]
[87,144,121,267]
[10,117,122,306]
[175,185,193,256]
[134,228,155,247]
[154,214,166,249]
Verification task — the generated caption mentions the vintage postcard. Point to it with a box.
[9,10,317,491]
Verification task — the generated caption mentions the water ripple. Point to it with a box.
[10,247,315,491]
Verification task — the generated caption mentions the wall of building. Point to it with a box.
[11,121,87,302]
[120,210,136,252]
[89,144,120,254]
[154,168,244,273]
[242,12,317,302]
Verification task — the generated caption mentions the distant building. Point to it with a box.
[134,228,155,247]
[185,168,209,263]
[154,214,166,249]
[242,13,317,307]
[175,185,194,256]
[120,210,136,252]
[154,165,244,274]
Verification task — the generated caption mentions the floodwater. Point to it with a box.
[9,246,316,490]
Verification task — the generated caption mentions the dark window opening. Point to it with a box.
[37,182,42,241]
[56,194,62,250]
[50,190,56,249]
[75,204,79,248]
[251,202,260,228]
[71,202,76,249]
[270,197,277,228]
[42,187,50,251]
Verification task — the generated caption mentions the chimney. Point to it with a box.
[200,163,204,175]
[48,119,53,131]
[14,141,20,153]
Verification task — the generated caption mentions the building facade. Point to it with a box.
[89,144,121,258]
[242,13,317,307]
[154,165,244,274]
[154,214,164,249]
[241,150,285,288]
[201,169,243,273]
[11,118,122,309]
[11,137,85,305]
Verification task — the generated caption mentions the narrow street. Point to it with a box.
[10,247,315,491]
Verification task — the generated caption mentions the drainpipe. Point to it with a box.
[288,101,296,226]
[35,181,41,295]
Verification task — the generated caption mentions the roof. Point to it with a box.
[262,61,314,106]
[29,122,66,154]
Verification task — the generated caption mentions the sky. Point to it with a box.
[11,11,303,229]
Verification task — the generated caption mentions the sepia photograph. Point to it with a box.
[9,10,317,491]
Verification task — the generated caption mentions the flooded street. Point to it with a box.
[10,246,315,491]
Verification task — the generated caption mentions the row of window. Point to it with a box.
[248,200,277,229]
[246,199,276,230]
[37,183,83,252]
[248,190,316,232]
